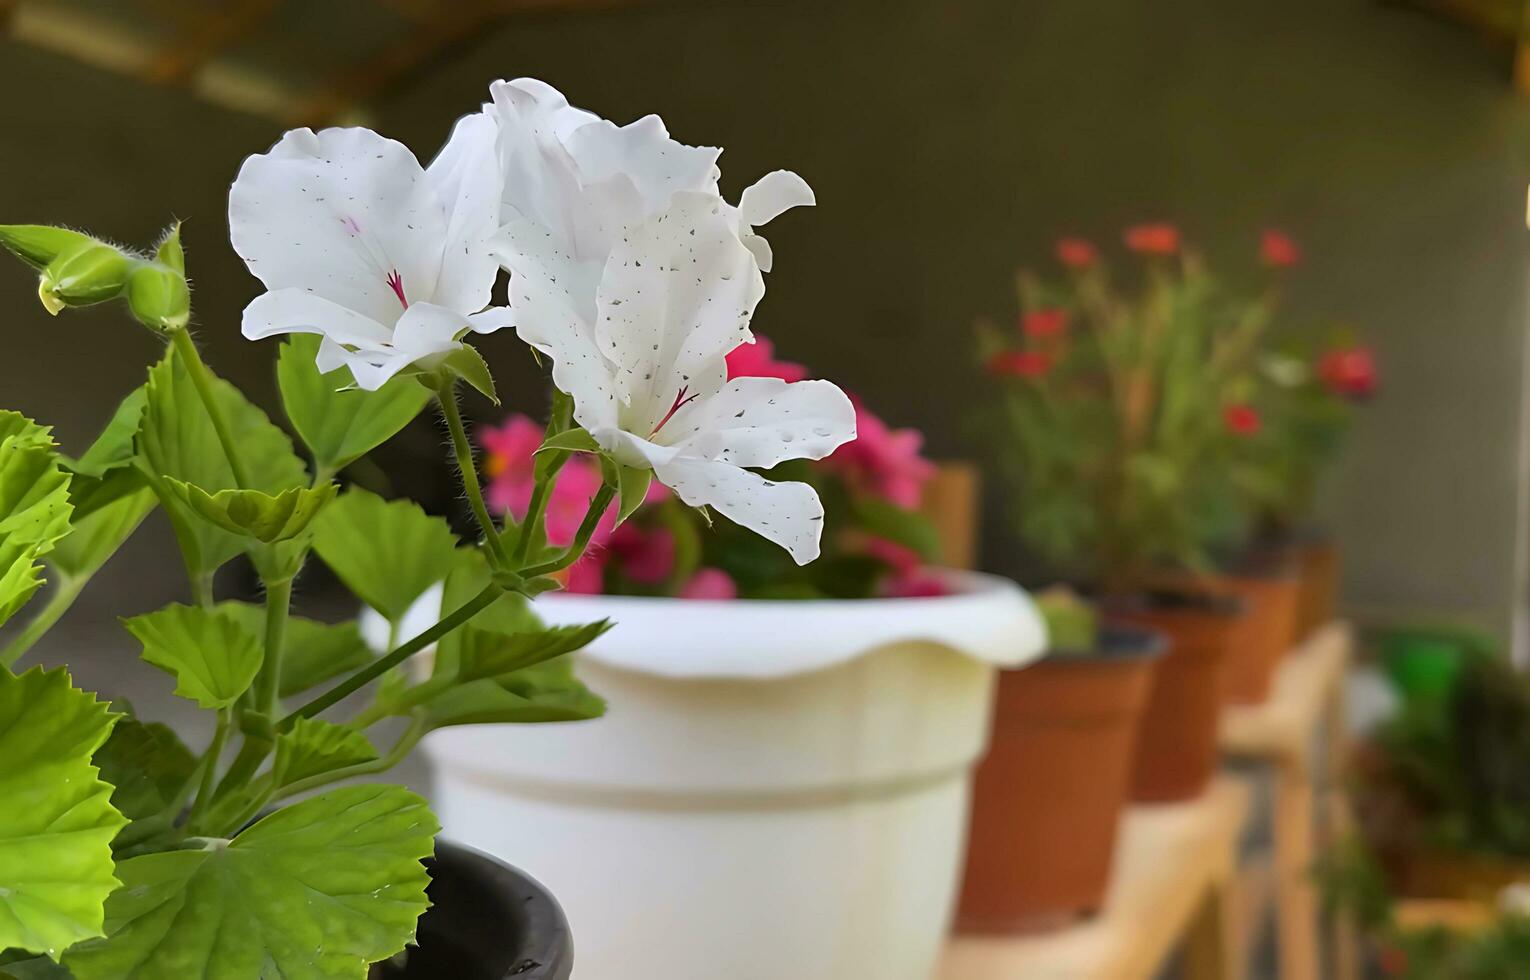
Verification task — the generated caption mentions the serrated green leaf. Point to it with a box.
[63,784,437,980]
[0,419,74,629]
[0,667,126,958]
[536,427,602,456]
[423,658,606,730]
[440,347,497,404]
[93,716,195,824]
[433,550,540,678]
[168,481,337,544]
[277,335,431,475]
[457,620,612,682]
[122,604,262,710]
[217,603,374,699]
[48,487,155,581]
[60,387,149,523]
[274,717,378,787]
[311,488,458,625]
[136,346,308,577]
[615,465,652,527]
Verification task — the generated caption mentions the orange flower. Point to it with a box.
[1022,308,1069,339]
[1223,403,1261,436]
[987,350,1052,379]
[1055,238,1099,269]
[1260,229,1301,268]
[1124,223,1180,255]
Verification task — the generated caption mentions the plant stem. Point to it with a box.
[523,484,615,577]
[170,327,252,490]
[0,575,84,667]
[512,477,552,566]
[278,715,428,800]
[186,708,232,832]
[256,576,293,716]
[281,583,502,728]
[437,383,509,569]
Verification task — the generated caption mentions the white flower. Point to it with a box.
[501,190,855,564]
[229,118,511,389]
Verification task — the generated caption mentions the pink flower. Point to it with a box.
[1223,403,1261,437]
[883,571,950,598]
[1022,308,1069,340]
[1318,345,1377,399]
[1260,230,1301,268]
[862,536,949,598]
[479,415,543,516]
[564,553,607,595]
[607,523,676,584]
[986,350,1052,378]
[826,401,936,509]
[726,334,809,383]
[1056,238,1099,269]
[1124,223,1180,256]
[679,567,738,600]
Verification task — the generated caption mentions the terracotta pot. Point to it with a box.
[1109,594,1241,802]
[1205,572,1300,706]
[1295,537,1341,640]
[957,628,1162,934]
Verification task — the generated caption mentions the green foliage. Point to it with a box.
[136,346,307,577]
[0,414,74,628]
[0,667,126,959]
[437,347,497,404]
[60,387,146,522]
[276,335,431,475]
[62,786,436,980]
[273,718,378,787]
[1036,587,1099,652]
[614,464,652,526]
[311,488,459,625]
[215,603,373,699]
[122,604,262,710]
[422,657,607,730]
[168,481,336,544]
[92,715,195,825]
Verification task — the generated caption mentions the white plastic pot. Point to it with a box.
[421,571,1044,980]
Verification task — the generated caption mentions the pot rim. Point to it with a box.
[532,569,1046,679]
[1041,624,1168,664]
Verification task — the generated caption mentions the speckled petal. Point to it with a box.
[669,377,856,470]
[653,455,825,564]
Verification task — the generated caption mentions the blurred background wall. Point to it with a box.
[3,0,1529,647]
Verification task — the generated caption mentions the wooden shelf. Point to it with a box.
[940,777,1251,980]
[1220,622,1353,769]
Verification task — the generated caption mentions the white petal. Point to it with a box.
[670,378,856,470]
[592,428,683,470]
[654,456,825,564]
[738,170,815,228]
[595,192,765,433]
[240,288,394,348]
[563,112,722,217]
[229,127,446,326]
[426,111,504,314]
[338,302,466,391]
[742,233,774,274]
[466,306,516,335]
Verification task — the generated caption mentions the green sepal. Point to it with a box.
[121,603,263,710]
[310,488,459,625]
[63,785,437,980]
[153,222,184,275]
[614,464,652,527]
[0,666,126,959]
[167,480,337,543]
[438,347,497,404]
[276,334,432,475]
[125,261,190,334]
[273,717,378,788]
[38,240,134,315]
[536,427,602,457]
[0,225,95,271]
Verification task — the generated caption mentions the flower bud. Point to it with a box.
[37,239,134,315]
[0,224,98,270]
[126,260,190,333]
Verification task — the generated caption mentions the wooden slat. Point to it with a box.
[143,0,280,85]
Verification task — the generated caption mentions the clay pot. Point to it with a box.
[1206,572,1300,706]
[957,628,1163,934]
[1109,594,1242,802]
[1294,537,1341,640]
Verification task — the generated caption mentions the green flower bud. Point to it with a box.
[0,224,97,270]
[126,260,190,333]
[37,239,134,315]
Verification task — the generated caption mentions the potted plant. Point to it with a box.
[409,327,1045,980]
[956,588,1162,933]
[0,77,865,979]
[980,225,1310,797]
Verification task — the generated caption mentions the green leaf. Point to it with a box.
[274,717,378,787]
[537,427,602,457]
[168,481,337,544]
[614,464,652,527]
[136,346,308,577]
[0,952,72,979]
[456,620,612,682]
[424,658,606,730]
[433,550,540,678]
[122,604,262,710]
[0,418,74,629]
[48,487,155,581]
[93,715,195,823]
[439,347,497,404]
[63,785,437,980]
[277,335,431,475]
[849,495,942,563]
[62,388,148,522]
[217,603,374,699]
[311,488,458,625]
[0,666,126,958]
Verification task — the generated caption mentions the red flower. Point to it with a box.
[1022,308,1069,339]
[1376,945,1408,977]
[1318,346,1376,399]
[1124,223,1180,255]
[1055,238,1099,269]
[987,350,1052,379]
[1223,403,1261,436]
[1260,229,1301,268]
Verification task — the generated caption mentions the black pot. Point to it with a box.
[374,841,573,980]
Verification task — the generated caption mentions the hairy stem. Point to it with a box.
[523,485,615,577]
[437,384,509,569]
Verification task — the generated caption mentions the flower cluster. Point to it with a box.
[231,78,857,564]
[482,334,942,600]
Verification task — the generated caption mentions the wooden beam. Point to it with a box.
[142,0,280,86]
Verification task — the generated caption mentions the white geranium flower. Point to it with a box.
[229,117,510,389]
[501,190,855,564]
